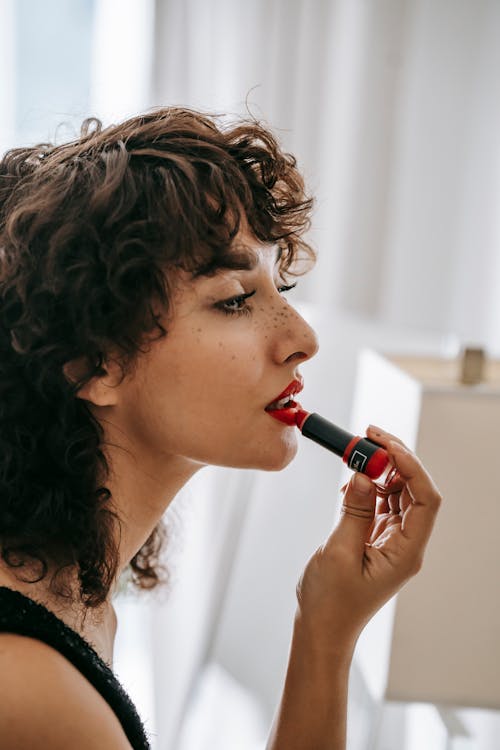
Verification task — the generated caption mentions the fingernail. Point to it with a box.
[353,473,372,494]
[368,424,383,435]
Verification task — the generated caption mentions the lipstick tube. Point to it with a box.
[296,411,398,490]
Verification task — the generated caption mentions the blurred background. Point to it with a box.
[1,1,499,748]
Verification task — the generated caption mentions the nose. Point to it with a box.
[270,296,319,365]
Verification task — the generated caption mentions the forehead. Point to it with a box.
[191,242,282,279]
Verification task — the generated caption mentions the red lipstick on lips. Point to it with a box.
[265,385,398,490]
[264,377,304,426]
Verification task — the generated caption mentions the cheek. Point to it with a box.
[126,318,268,428]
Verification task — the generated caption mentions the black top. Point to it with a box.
[0,586,151,749]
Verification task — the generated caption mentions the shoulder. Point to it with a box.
[0,633,132,749]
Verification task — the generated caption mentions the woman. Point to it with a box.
[0,107,441,749]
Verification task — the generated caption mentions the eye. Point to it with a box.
[215,282,298,317]
[216,290,256,316]
[277,282,297,294]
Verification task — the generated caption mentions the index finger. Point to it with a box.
[386,440,442,549]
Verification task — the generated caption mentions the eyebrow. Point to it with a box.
[192,245,282,279]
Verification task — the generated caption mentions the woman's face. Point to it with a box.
[113,232,319,472]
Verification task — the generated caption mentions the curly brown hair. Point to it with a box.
[0,106,315,608]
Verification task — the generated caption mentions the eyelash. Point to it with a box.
[216,282,298,317]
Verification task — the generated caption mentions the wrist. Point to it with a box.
[292,607,359,665]
[267,615,354,750]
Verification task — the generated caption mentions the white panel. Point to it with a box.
[350,350,422,701]
[351,351,500,708]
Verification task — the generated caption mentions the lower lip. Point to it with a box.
[265,400,301,426]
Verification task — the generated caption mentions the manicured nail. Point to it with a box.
[353,473,372,494]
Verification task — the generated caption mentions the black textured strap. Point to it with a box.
[0,586,151,749]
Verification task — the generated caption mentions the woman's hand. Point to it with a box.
[295,426,442,650]
[267,428,441,749]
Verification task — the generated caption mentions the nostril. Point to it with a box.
[285,351,309,363]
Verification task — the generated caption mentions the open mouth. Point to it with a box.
[265,378,303,425]
[265,398,302,426]
[265,395,298,411]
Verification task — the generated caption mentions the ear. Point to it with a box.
[62,355,123,406]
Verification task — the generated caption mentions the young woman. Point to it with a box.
[0,107,441,749]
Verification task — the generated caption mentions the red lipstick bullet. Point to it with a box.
[295,409,399,491]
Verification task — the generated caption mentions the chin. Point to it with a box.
[209,426,298,471]
[249,439,298,472]
[264,453,296,472]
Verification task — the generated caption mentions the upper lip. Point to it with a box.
[265,375,304,409]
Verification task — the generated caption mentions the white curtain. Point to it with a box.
[0,0,16,155]
[3,0,499,351]
[89,0,156,123]
[151,0,500,353]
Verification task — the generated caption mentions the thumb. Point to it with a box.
[333,473,377,554]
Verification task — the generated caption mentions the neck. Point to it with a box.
[106,446,204,578]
